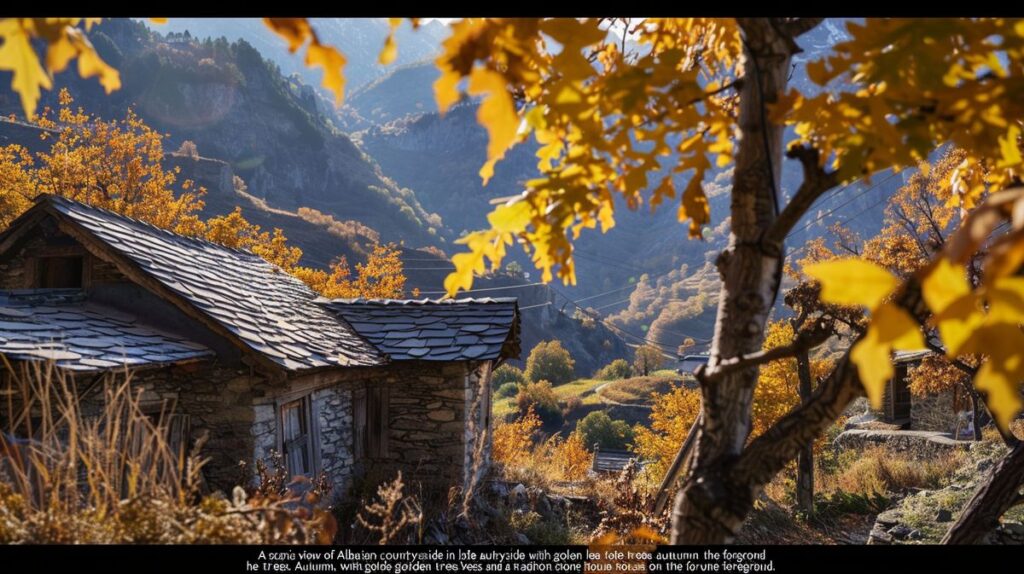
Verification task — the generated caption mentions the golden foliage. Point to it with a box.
[805,259,924,408]
[0,18,119,119]
[632,385,701,481]
[263,18,348,106]
[492,406,542,469]
[753,321,833,438]
[0,91,411,300]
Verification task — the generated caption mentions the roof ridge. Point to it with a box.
[322,296,519,305]
[39,194,267,262]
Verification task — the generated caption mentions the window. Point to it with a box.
[37,255,84,288]
[280,398,313,476]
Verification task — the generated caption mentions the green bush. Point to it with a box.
[524,340,575,386]
[493,364,526,388]
[516,380,562,426]
[576,411,634,450]
[596,359,632,380]
[496,382,520,399]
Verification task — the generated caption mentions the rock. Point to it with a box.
[867,526,892,545]
[907,529,923,540]
[874,508,902,528]
[887,524,915,540]
[514,533,531,545]
[936,509,953,523]
[490,481,509,498]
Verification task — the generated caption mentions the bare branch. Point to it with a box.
[766,145,838,244]
[697,317,833,385]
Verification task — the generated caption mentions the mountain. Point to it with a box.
[352,18,902,355]
[0,19,450,259]
[141,18,448,94]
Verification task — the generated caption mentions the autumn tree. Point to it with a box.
[524,340,575,386]
[633,344,665,376]
[0,89,410,301]
[11,15,1024,545]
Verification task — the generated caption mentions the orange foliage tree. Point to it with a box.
[0,90,409,299]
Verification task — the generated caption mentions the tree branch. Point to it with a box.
[733,277,928,486]
[696,318,833,385]
[766,145,838,244]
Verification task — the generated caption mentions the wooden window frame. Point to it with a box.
[277,395,321,477]
[25,246,90,289]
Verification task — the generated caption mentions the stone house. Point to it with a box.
[0,194,519,501]
[881,350,963,434]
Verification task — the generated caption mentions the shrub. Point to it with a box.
[576,412,634,451]
[562,395,584,418]
[525,340,575,385]
[492,407,542,469]
[492,364,526,389]
[596,359,632,381]
[515,380,562,426]
[495,382,520,399]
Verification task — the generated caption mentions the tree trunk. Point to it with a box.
[670,20,795,544]
[795,350,814,514]
[942,440,1024,544]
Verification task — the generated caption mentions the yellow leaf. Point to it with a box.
[923,257,982,355]
[0,20,52,120]
[874,302,925,351]
[987,277,1024,325]
[305,42,347,106]
[434,67,461,114]
[487,201,532,233]
[468,68,519,185]
[264,18,313,52]
[804,258,898,310]
[921,257,970,313]
[851,303,924,408]
[998,124,1022,168]
[851,325,893,409]
[379,18,400,65]
[974,360,1024,432]
[679,174,709,238]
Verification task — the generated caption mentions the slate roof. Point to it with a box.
[321,298,520,361]
[591,449,638,474]
[39,195,383,370]
[0,289,213,371]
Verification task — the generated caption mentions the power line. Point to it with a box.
[785,170,904,241]
[417,281,546,295]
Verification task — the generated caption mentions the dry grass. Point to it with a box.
[0,361,334,543]
[816,446,965,497]
[597,375,678,406]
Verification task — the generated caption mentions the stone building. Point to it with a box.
[0,194,519,501]
[880,350,961,434]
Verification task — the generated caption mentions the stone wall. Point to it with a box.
[369,361,474,496]
[911,389,957,433]
[130,363,263,490]
[314,386,355,495]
